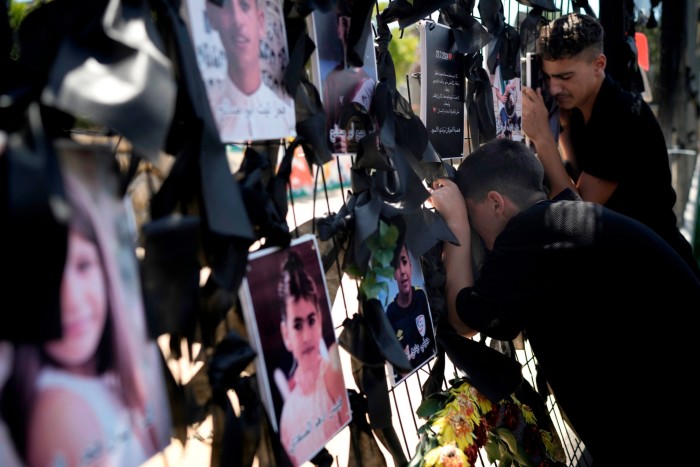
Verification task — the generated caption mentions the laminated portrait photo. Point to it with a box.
[0,141,173,467]
[377,242,437,387]
[238,234,351,466]
[183,0,296,143]
[485,38,523,142]
[308,0,378,156]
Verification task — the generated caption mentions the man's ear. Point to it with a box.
[594,53,606,72]
[487,191,506,214]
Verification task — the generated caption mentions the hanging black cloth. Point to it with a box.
[1,103,66,343]
[380,0,457,30]
[518,7,550,57]
[40,0,177,160]
[439,0,492,55]
[282,4,332,167]
[478,0,506,36]
[513,0,558,12]
[486,22,521,81]
[465,52,497,147]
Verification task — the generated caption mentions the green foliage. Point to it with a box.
[485,428,535,467]
[415,392,449,418]
[8,1,31,30]
[388,26,420,84]
[376,1,421,88]
[358,219,399,301]
[7,0,40,60]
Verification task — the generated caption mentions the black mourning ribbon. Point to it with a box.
[207,331,263,467]
[140,215,201,341]
[283,8,332,167]
[513,0,559,12]
[346,390,387,466]
[40,0,176,160]
[439,0,492,55]
[237,142,292,249]
[486,22,521,81]
[339,298,410,466]
[344,0,375,69]
[518,8,551,56]
[478,0,506,36]
[465,52,497,147]
[1,102,65,342]
[339,299,412,371]
[436,323,524,404]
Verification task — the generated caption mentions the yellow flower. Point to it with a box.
[424,442,470,467]
[520,403,537,425]
[468,385,493,415]
[432,407,476,451]
[541,429,555,457]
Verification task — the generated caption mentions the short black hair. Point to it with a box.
[536,13,604,61]
[455,139,546,209]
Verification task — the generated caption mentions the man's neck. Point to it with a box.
[579,74,605,123]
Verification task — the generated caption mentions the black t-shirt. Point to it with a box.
[456,193,700,463]
[569,74,699,276]
[386,287,435,370]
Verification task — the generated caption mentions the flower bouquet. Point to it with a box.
[409,377,566,467]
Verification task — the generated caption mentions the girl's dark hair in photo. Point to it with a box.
[278,250,320,321]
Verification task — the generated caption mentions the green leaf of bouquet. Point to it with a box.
[495,427,520,454]
[514,445,535,467]
[416,394,447,418]
[500,452,513,467]
[484,440,500,463]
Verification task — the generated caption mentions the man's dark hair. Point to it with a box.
[536,12,604,61]
[455,139,546,209]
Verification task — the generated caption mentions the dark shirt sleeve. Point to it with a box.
[455,287,526,341]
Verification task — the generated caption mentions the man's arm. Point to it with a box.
[522,87,618,203]
[429,180,478,338]
[522,87,577,197]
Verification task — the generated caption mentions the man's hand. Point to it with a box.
[429,179,469,233]
[428,178,477,338]
[521,86,553,145]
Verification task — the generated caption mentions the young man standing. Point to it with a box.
[521,12,700,276]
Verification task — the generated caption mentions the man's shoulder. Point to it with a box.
[597,74,651,118]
